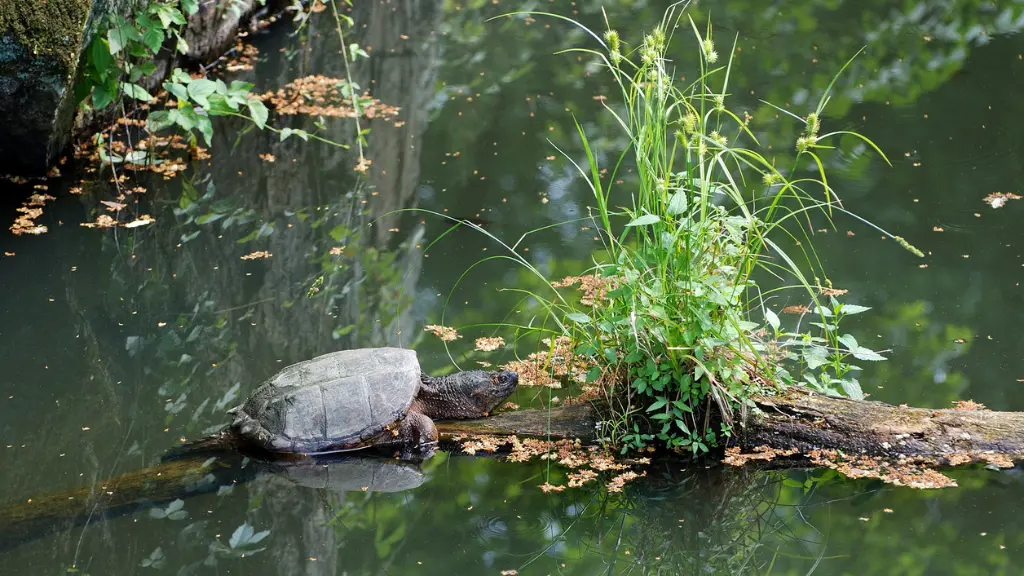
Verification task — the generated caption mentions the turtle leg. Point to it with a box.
[399,407,438,454]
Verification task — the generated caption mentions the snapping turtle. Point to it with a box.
[227,348,517,454]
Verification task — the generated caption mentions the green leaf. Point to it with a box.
[625,214,660,227]
[666,190,688,215]
[802,346,829,370]
[92,86,113,109]
[90,37,113,76]
[228,81,254,97]
[176,34,189,54]
[187,78,217,107]
[566,312,591,325]
[851,347,886,362]
[839,304,871,315]
[146,110,174,132]
[121,82,154,102]
[765,308,780,331]
[142,27,165,54]
[840,378,864,400]
[247,99,268,130]
[195,115,214,146]
[171,68,193,84]
[163,81,188,101]
[107,26,139,55]
[205,93,238,115]
[838,334,858,351]
[174,107,196,131]
[181,0,199,15]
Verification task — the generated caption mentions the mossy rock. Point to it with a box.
[0,0,126,176]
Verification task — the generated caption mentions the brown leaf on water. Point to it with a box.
[101,200,125,212]
[240,251,272,260]
[123,215,156,228]
[983,192,1022,209]
[424,324,461,342]
[474,336,505,352]
[781,305,810,315]
[80,215,117,229]
[538,482,565,493]
[500,570,519,575]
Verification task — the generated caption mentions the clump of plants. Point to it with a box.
[456,4,922,455]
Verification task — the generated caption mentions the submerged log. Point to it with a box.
[2,390,1022,552]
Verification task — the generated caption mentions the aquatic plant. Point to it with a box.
[432,2,922,455]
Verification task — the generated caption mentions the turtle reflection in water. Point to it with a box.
[206,347,518,458]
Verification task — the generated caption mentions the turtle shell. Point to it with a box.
[229,348,421,453]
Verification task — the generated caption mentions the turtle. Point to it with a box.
[226,347,518,455]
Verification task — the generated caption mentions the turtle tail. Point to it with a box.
[162,428,244,462]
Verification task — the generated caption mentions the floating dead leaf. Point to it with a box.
[932,226,944,232]
[500,570,519,576]
[123,215,156,228]
[80,214,118,229]
[781,305,810,315]
[101,200,126,212]
[474,336,505,352]
[983,192,1021,209]
[538,482,565,493]
[240,251,272,260]
[424,324,461,342]
[259,153,276,163]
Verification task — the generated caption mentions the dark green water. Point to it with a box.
[2,0,1024,573]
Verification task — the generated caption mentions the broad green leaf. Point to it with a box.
[142,27,164,54]
[121,82,153,102]
[666,190,688,215]
[228,81,254,97]
[802,346,829,370]
[195,115,214,146]
[92,86,113,109]
[625,214,660,227]
[840,304,871,315]
[181,0,199,15]
[247,99,268,129]
[840,378,864,400]
[838,334,858,350]
[205,93,238,115]
[171,68,193,84]
[146,108,174,131]
[163,81,188,101]
[187,78,217,107]
[851,347,886,361]
[764,308,780,331]
[566,312,591,325]
[107,26,139,54]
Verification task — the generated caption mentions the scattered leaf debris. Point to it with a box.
[983,192,1021,209]
[240,251,272,260]
[474,337,505,352]
[424,324,461,342]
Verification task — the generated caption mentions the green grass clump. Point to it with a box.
[438,3,922,455]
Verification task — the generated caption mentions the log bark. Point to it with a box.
[3,390,1023,553]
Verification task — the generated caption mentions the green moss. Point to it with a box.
[0,0,94,68]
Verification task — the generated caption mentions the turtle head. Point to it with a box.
[461,369,518,417]
[421,369,518,419]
